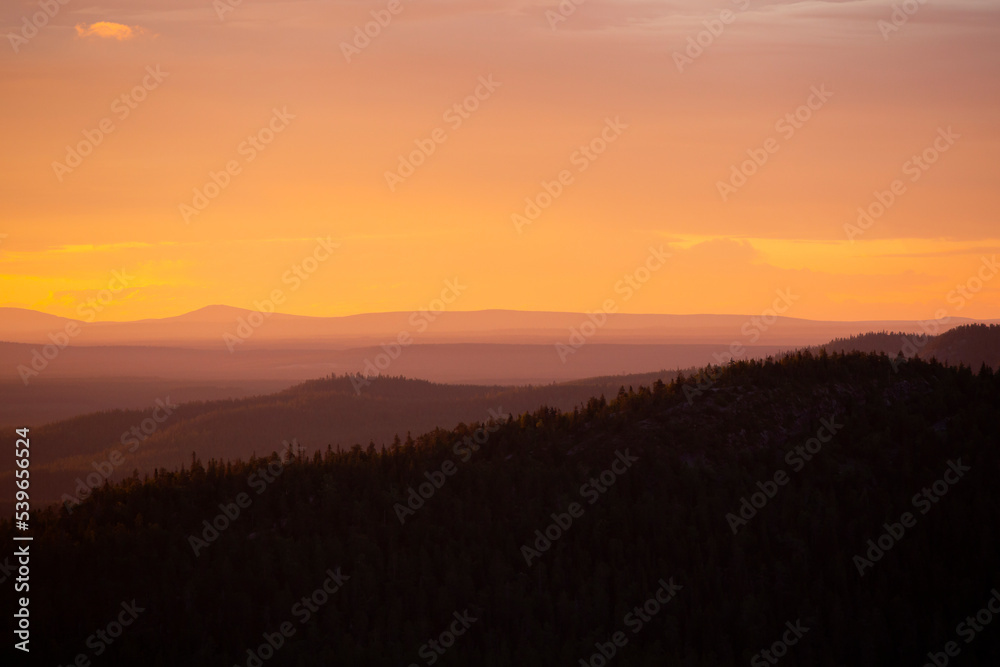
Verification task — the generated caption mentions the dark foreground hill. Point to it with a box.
[5,351,999,665]
[815,322,1000,369]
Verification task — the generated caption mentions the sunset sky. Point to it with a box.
[1,0,998,322]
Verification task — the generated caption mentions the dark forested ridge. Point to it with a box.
[814,323,1000,370]
[9,324,997,515]
[3,372,679,512]
[6,351,1000,665]
[920,323,1000,369]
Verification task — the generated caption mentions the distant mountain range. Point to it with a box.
[1,307,995,401]
[1,313,997,427]
[1,305,995,347]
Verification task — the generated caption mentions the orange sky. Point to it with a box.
[1,0,998,322]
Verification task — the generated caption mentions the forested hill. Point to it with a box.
[12,325,996,513]
[814,322,1000,369]
[7,351,1000,665]
[920,322,1000,368]
[9,371,678,511]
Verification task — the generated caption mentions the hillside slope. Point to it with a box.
[815,323,1000,370]
[7,352,999,665]
[3,372,680,510]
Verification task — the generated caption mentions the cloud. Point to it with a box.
[75,22,153,40]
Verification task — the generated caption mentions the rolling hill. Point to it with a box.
[815,323,1000,370]
[2,371,681,512]
[7,351,999,665]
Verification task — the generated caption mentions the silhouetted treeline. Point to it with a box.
[10,372,677,511]
[815,323,1000,370]
[4,351,1000,665]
